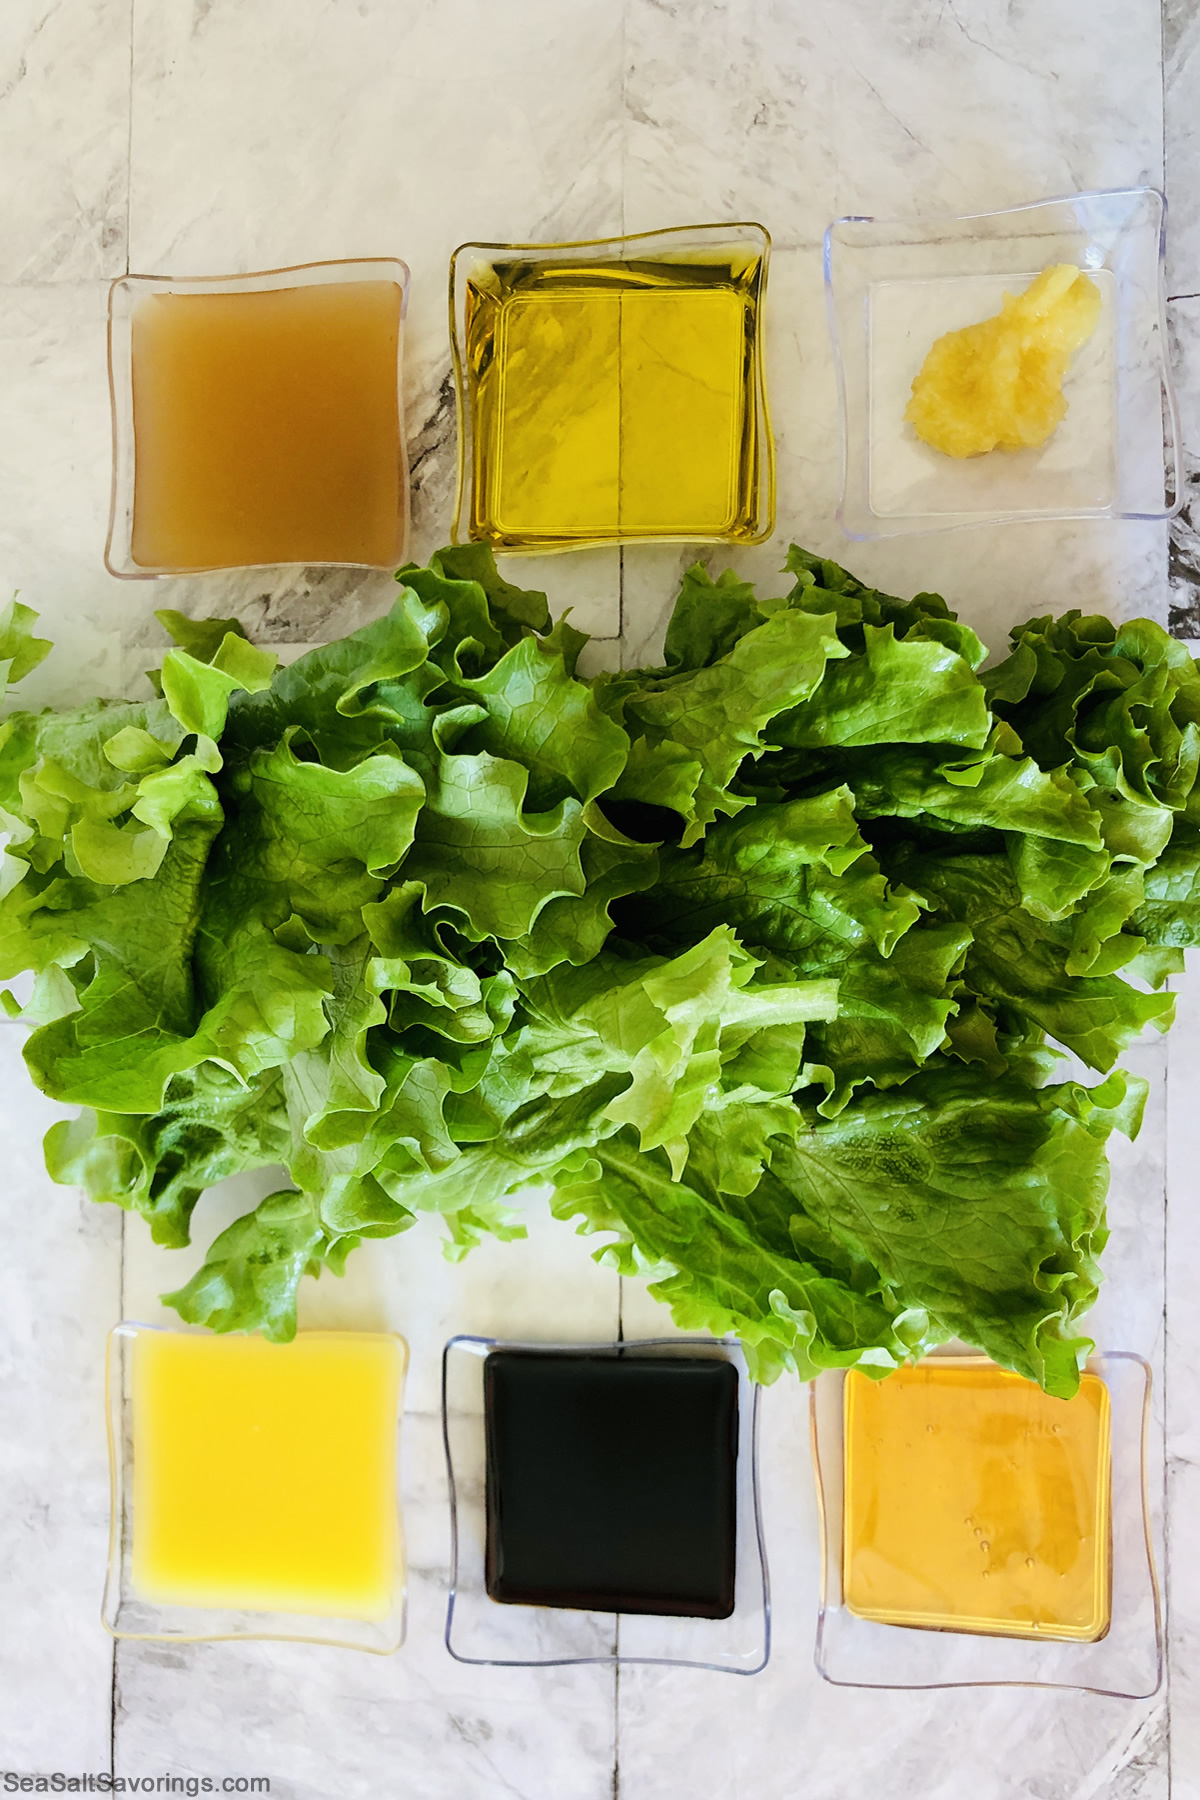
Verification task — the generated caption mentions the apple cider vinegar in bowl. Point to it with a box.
[107,259,410,577]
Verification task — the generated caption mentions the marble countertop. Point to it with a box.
[2,0,1199,1795]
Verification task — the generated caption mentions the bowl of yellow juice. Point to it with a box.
[824,188,1180,538]
[104,1324,409,1651]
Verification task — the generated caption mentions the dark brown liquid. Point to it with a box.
[484,1350,738,1619]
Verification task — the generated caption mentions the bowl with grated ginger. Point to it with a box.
[824,188,1180,539]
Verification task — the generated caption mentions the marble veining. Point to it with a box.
[0,284,129,704]
[1169,296,1200,636]
[0,0,1196,1793]
[113,1423,619,1800]
[623,0,1164,246]
[1166,0,1200,302]
[0,0,131,283]
[0,1032,120,1769]
[1165,966,1200,1798]
[1163,0,1200,640]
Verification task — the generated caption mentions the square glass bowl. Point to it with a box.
[104,1322,409,1652]
[824,188,1181,537]
[810,1351,1162,1696]
[106,257,411,578]
[449,222,774,553]
[442,1335,770,1671]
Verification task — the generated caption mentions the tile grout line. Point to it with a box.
[112,10,133,1771]
[611,1658,621,1800]
[109,1207,125,1779]
[1160,0,1168,202]
[618,547,625,665]
[617,0,627,676]
[613,11,627,1793]
[124,0,135,277]
[1164,998,1173,1797]
[626,0,633,246]
[1163,0,1186,1708]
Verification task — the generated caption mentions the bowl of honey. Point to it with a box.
[809,1350,1162,1696]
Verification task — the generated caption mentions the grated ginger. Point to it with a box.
[905,263,1102,458]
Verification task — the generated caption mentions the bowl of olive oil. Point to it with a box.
[449,221,774,553]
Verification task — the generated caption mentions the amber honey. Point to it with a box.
[129,279,405,571]
[842,1359,1111,1641]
